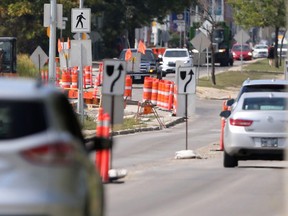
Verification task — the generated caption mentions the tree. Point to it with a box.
[190,0,227,85]
[227,0,286,68]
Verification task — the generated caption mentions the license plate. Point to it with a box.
[261,138,278,147]
[134,75,142,80]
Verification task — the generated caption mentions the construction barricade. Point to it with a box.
[151,78,159,105]
[124,75,132,100]
[142,76,153,102]
[70,67,78,89]
[95,108,111,183]
[95,62,103,86]
[219,100,229,151]
[61,68,71,89]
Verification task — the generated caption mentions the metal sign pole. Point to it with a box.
[241,31,243,73]
[48,0,57,83]
[185,94,188,150]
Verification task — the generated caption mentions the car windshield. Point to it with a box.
[255,45,267,49]
[232,45,250,51]
[119,50,155,61]
[164,50,188,57]
[278,44,288,49]
[243,97,288,110]
[0,100,47,139]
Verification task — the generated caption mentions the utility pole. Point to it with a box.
[48,0,57,83]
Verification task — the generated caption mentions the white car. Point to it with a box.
[277,43,287,58]
[0,78,111,216]
[252,44,268,58]
[220,92,288,168]
[159,48,192,76]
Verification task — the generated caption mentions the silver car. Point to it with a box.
[0,78,111,215]
[220,92,288,168]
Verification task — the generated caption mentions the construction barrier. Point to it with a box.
[95,62,103,86]
[219,100,229,151]
[142,76,153,102]
[61,68,71,89]
[151,78,159,105]
[124,75,132,100]
[84,65,92,88]
[95,108,111,183]
[70,67,78,89]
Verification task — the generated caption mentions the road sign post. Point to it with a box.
[176,66,196,152]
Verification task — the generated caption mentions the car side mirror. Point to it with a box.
[220,110,231,118]
[226,98,235,106]
[84,136,113,152]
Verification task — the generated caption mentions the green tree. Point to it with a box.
[227,0,286,67]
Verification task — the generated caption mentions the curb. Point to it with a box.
[83,116,186,138]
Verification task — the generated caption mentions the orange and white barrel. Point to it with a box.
[142,76,153,102]
[70,68,78,89]
[124,75,132,100]
[84,65,92,88]
[61,69,71,89]
[151,78,159,105]
[157,80,165,108]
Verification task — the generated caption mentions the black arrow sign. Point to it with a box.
[110,64,124,93]
[184,69,194,93]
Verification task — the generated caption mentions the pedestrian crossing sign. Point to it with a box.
[71,8,91,33]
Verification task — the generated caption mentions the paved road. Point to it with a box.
[105,94,288,216]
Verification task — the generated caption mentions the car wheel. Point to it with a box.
[223,151,238,168]
[229,59,234,66]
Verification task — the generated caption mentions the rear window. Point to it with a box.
[164,50,188,57]
[0,101,47,139]
[237,84,288,101]
[243,97,288,110]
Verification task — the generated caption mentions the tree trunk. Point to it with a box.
[210,34,216,85]
[274,27,279,68]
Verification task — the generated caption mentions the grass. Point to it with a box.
[17,54,40,78]
[82,115,144,131]
[198,59,285,90]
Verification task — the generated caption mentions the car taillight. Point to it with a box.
[21,143,75,165]
[229,118,253,127]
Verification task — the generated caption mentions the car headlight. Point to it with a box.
[232,52,236,56]
[219,49,226,53]
[248,52,252,56]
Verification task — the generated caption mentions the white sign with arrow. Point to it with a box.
[177,66,196,94]
[102,59,126,95]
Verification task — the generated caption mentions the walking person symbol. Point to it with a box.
[76,12,86,28]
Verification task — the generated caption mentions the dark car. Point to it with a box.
[119,48,162,83]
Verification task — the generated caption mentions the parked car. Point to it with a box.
[0,78,111,216]
[119,48,162,82]
[231,44,253,60]
[220,92,288,168]
[252,44,268,58]
[277,43,287,58]
[159,48,192,76]
[226,79,288,109]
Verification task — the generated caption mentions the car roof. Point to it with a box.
[241,79,288,86]
[122,48,153,52]
[164,48,188,51]
[0,78,61,99]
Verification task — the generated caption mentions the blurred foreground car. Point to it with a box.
[252,44,268,58]
[231,44,252,60]
[220,92,288,168]
[0,78,111,216]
